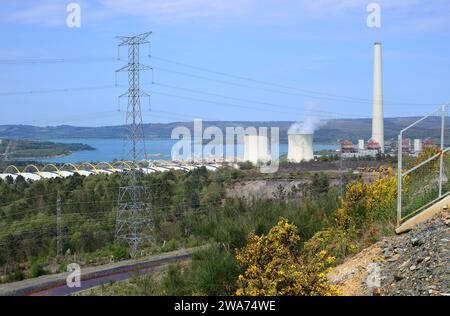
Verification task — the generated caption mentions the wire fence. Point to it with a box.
[397,103,450,226]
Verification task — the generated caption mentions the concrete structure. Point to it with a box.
[39,171,60,179]
[343,149,379,159]
[243,134,269,164]
[414,139,423,153]
[0,247,201,296]
[287,133,314,162]
[0,173,17,181]
[341,140,356,153]
[396,194,449,234]
[0,160,223,182]
[391,139,411,155]
[372,42,384,153]
[367,139,381,151]
[423,138,435,149]
[358,139,365,150]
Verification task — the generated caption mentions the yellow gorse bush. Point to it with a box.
[235,218,340,296]
[306,167,408,259]
[337,167,407,227]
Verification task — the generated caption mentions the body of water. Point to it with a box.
[39,138,337,164]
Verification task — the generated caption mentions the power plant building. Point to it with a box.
[413,139,423,154]
[287,133,314,162]
[358,139,365,150]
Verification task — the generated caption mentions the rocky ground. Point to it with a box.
[381,211,449,296]
[329,211,449,296]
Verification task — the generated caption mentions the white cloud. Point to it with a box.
[1,0,449,32]
[1,1,66,26]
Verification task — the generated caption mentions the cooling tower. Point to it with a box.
[287,133,313,162]
[372,42,384,153]
[243,135,269,164]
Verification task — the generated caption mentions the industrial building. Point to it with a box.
[340,139,380,158]
[243,134,270,164]
[0,161,222,182]
[287,133,314,162]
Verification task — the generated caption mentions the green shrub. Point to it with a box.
[130,273,159,296]
[29,260,48,278]
[161,239,178,252]
[6,270,25,282]
[111,245,128,261]
[161,265,192,295]
[190,245,241,295]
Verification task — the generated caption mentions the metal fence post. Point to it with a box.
[438,104,445,197]
[397,132,403,227]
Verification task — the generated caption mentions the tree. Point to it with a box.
[235,218,339,296]
[310,172,330,196]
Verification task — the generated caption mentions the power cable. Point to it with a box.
[0,85,119,96]
[150,55,440,106]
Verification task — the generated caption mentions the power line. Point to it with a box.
[154,66,393,107]
[152,81,368,118]
[151,55,371,102]
[0,201,209,241]
[150,55,440,107]
[0,57,118,65]
[150,90,357,119]
[0,53,441,107]
[0,184,188,209]
[0,84,119,97]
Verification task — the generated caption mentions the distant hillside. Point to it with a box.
[0,117,442,144]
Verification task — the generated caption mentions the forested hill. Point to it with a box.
[0,116,442,143]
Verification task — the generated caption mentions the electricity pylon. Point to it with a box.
[115,32,154,254]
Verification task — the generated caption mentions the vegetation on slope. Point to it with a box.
[0,138,93,160]
[0,166,337,283]
[0,149,446,294]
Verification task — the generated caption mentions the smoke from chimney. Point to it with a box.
[288,103,326,135]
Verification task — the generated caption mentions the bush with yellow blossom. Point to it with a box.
[336,167,404,229]
[305,167,406,259]
[235,218,340,296]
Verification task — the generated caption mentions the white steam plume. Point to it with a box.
[288,102,327,134]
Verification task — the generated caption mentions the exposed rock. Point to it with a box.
[329,211,449,296]
[381,212,449,296]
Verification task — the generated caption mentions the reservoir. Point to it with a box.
[38,138,337,163]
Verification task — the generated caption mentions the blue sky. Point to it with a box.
[0,0,449,126]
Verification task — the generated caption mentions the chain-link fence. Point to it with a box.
[397,103,450,226]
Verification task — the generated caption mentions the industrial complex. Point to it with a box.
[0,42,433,180]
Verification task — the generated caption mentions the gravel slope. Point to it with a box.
[328,212,449,296]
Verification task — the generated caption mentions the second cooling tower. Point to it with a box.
[287,133,313,162]
[243,135,269,164]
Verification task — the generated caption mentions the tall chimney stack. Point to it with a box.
[372,42,384,153]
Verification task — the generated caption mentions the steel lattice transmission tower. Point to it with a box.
[115,32,154,253]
